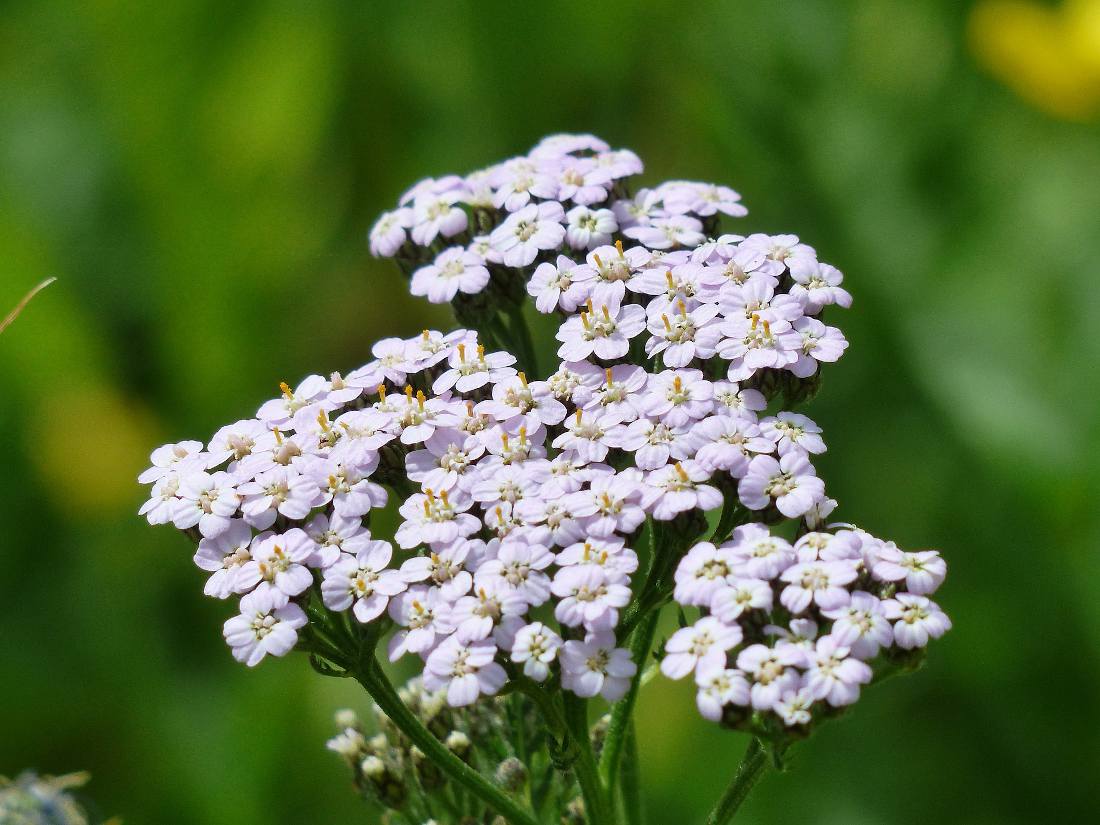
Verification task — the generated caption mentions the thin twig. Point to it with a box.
[0,277,56,336]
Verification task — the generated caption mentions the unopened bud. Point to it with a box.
[494,757,528,792]
[368,733,389,754]
[445,731,470,755]
[334,708,359,729]
[326,729,365,760]
[360,755,386,780]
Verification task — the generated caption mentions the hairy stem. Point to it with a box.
[599,609,659,791]
[704,737,769,825]
[353,657,541,825]
[562,692,613,825]
[619,721,644,825]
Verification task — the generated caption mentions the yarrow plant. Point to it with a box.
[139,134,949,825]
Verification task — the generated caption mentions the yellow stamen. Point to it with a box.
[583,542,592,562]
[316,410,331,432]
[575,408,583,424]
[605,367,613,386]
[412,600,423,611]
[404,384,413,400]
[272,426,283,444]
[673,375,683,392]
[601,492,612,507]
[416,389,426,410]
[477,344,485,359]
[430,552,439,563]
[592,253,604,270]
[750,313,760,330]
[615,239,624,257]
[662,313,672,331]
[666,270,675,289]
[502,432,510,451]
[279,381,293,399]
[580,310,591,330]
[677,299,687,316]
[377,384,387,402]
[439,490,449,506]
[601,305,611,320]
[762,319,771,336]
[328,474,339,489]
[675,462,689,482]
[422,329,430,340]
[518,425,528,444]
[457,343,467,363]
[518,371,528,387]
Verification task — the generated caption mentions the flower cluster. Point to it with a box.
[140,134,948,744]
[0,771,108,825]
[664,526,948,731]
[327,680,579,823]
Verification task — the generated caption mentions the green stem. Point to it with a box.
[562,692,612,825]
[599,609,660,790]
[354,657,540,825]
[704,738,769,825]
[619,722,644,825]
[506,303,539,375]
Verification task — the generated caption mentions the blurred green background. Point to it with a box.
[2,1,1098,822]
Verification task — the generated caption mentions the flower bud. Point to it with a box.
[333,708,360,729]
[360,755,386,780]
[494,757,528,792]
[444,731,470,755]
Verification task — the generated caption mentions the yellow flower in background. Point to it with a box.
[970,0,1100,119]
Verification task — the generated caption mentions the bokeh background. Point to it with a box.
[2,1,1098,822]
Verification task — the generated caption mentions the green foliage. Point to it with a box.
[0,1,1097,823]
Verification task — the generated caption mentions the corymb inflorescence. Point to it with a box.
[140,133,949,824]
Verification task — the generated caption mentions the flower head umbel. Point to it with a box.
[141,134,949,824]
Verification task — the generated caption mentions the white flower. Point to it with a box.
[551,565,631,631]
[511,621,563,682]
[821,591,894,659]
[710,577,773,623]
[774,687,816,727]
[172,471,240,538]
[872,546,947,595]
[804,636,872,707]
[239,529,317,597]
[528,255,588,313]
[387,586,455,660]
[661,617,743,680]
[410,190,467,246]
[223,589,306,667]
[321,540,406,622]
[779,559,860,613]
[411,247,490,303]
[556,300,646,362]
[695,660,751,721]
[565,205,618,250]
[674,542,735,607]
[139,440,209,484]
[882,594,952,649]
[560,631,637,701]
[423,636,507,707]
[490,202,566,267]
[736,643,803,711]
[738,453,825,518]
[194,519,254,598]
